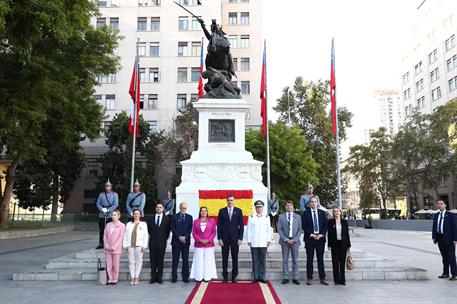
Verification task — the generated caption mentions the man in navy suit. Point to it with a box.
[171,202,193,283]
[302,196,328,285]
[148,202,171,284]
[217,194,244,283]
[432,200,457,280]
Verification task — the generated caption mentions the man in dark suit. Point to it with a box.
[432,200,457,280]
[170,202,193,283]
[302,196,328,285]
[217,194,244,283]
[148,202,171,284]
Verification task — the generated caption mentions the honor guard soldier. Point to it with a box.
[268,192,280,232]
[126,180,146,218]
[95,179,119,249]
[163,191,175,217]
[299,183,321,213]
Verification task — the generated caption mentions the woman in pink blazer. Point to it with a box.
[190,206,218,282]
[103,209,125,284]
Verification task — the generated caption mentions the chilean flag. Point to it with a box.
[330,39,337,136]
[260,41,267,138]
[128,58,140,137]
[198,38,204,99]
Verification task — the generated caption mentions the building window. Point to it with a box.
[232,58,238,71]
[151,17,160,31]
[177,94,187,109]
[103,121,112,137]
[240,57,250,71]
[94,95,102,104]
[139,94,144,109]
[191,17,201,30]
[447,55,457,71]
[190,93,198,102]
[87,163,99,177]
[404,104,412,117]
[191,41,201,56]
[138,42,146,57]
[428,49,438,64]
[229,35,237,48]
[415,79,424,92]
[148,94,158,109]
[139,0,160,5]
[150,42,159,57]
[178,42,188,56]
[177,67,188,82]
[139,68,146,82]
[229,0,237,2]
[417,96,425,108]
[241,81,250,94]
[149,68,159,82]
[414,61,422,75]
[240,12,250,25]
[445,34,456,52]
[148,120,158,134]
[449,76,457,92]
[109,18,119,30]
[178,0,189,4]
[191,67,200,82]
[432,87,441,101]
[403,88,411,100]
[229,12,237,25]
[430,68,439,82]
[96,18,106,29]
[137,17,147,31]
[98,0,107,7]
[179,16,189,31]
[105,95,115,110]
[402,72,409,84]
[106,74,116,83]
[111,0,119,5]
[240,35,250,48]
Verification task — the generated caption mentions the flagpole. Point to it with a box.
[332,39,342,209]
[264,39,271,199]
[130,38,140,192]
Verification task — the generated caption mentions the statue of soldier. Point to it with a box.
[126,179,146,219]
[163,191,175,217]
[95,179,119,249]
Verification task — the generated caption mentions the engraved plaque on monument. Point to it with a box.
[208,119,235,143]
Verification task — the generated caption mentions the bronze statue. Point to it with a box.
[173,2,241,99]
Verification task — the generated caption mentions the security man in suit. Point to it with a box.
[148,202,171,284]
[171,202,193,283]
[217,194,244,283]
[433,200,457,280]
[163,191,175,217]
[95,179,119,249]
[302,195,328,285]
[277,200,302,285]
[126,180,146,218]
[268,192,280,232]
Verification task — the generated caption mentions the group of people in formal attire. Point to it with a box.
[96,179,354,286]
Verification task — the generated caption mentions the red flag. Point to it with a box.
[330,39,337,136]
[260,41,267,138]
[198,38,204,99]
[128,59,140,137]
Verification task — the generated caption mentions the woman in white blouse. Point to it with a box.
[327,207,351,285]
[123,209,149,285]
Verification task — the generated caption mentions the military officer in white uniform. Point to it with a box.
[126,180,146,218]
[95,179,119,249]
[247,200,273,283]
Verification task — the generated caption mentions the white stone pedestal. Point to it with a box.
[176,99,268,220]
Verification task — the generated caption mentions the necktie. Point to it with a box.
[181,213,184,221]
[156,215,160,228]
[438,212,444,234]
[288,213,291,228]
[229,208,232,221]
[313,210,319,233]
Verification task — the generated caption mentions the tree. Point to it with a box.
[346,128,401,218]
[96,112,163,213]
[274,78,352,205]
[245,122,318,210]
[0,1,120,228]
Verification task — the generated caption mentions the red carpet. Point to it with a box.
[185,281,281,304]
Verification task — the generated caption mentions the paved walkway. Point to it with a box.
[1,228,456,303]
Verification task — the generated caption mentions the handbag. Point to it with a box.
[346,249,354,270]
[97,258,108,285]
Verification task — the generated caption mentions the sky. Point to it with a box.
[263,0,419,157]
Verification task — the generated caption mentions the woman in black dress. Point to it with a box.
[328,207,351,285]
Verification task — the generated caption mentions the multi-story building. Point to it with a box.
[401,0,457,120]
[65,0,263,214]
[373,90,402,137]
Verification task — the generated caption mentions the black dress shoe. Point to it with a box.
[183,278,189,283]
[259,279,267,284]
[149,279,156,284]
[223,278,228,283]
[450,276,457,281]
[341,282,346,285]
[439,274,450,279]
[95,244,103,249]
[292,279,300,285]
[171,279,177,283]
[252,280,257,283]
[157,279,163,284]
[231,278,237,283]
[281,279,289,285]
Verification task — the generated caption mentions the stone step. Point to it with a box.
[13,267,427,281]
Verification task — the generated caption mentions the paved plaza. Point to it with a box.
[1,228,456,304]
